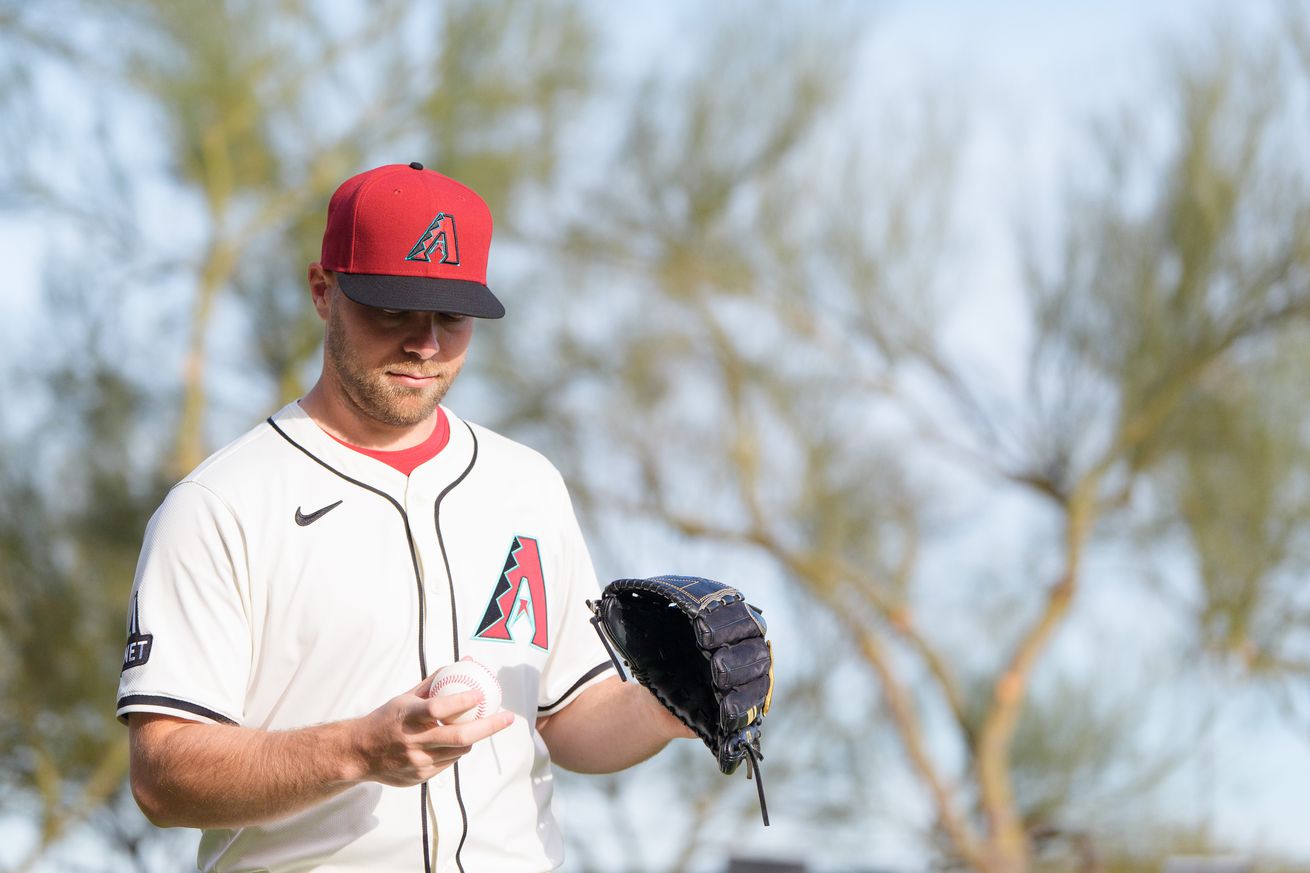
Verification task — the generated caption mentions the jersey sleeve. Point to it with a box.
[116,481,252,726]
[537,475,616,716]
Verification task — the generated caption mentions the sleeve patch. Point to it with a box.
[122,591,154,671]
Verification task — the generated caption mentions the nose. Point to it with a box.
[401,314,441,359]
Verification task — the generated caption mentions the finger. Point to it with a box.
[420,743,474,764]
[720,677,771,732]
[402,690,481,728]
[427,691,486,723]
[412,709,514,749]
[710,638,771,689]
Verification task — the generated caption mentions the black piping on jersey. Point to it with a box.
[267,416,485,873]
[266,417,430,679]
[267,418,433,872]
[117,694,237,725]
[537,661,613,714]
[433,421,479,873]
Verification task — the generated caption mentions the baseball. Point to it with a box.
[428,658,503,724]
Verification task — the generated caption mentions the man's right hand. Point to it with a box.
[352,674,515,787]
[128,674,515,830]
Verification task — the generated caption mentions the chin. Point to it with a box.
[382,397,444,425]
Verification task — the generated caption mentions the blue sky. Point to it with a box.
[588,0,1310,865]
[857,0,1310,863]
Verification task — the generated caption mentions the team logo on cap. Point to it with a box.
[406,213,460,265]
[473,536,549,651]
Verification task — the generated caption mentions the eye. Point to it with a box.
[371,308,408,325]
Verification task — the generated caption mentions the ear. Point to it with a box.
[307,263,334,322]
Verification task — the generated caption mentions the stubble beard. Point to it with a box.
[324,305,460,428]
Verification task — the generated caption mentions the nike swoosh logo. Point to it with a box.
[295,500,343,527]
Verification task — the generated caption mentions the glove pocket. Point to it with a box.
[709,637,771,690]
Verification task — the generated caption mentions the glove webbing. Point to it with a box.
[589,612,772,826]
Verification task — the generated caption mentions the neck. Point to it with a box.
[300,378,438,451]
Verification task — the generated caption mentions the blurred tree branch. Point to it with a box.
[2,2,1308,872]
[495,7,1310,873]
[0,1,598,869]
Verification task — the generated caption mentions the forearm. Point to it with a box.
[538,676,694,773]
[130,686,511,830]
[130,715,366,829]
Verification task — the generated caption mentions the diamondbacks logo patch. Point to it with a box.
[406,212,460,265]
[474,536,549,650]
[122,591,153,671]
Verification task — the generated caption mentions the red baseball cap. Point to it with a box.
[319,162,504,318]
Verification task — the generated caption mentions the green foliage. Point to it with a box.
[127,0,286,206]
[419,0,594,218]
[0,359,167,857]
[501,9,1310,873]
[0,0,600,867]
[2,2,1308,872]
[1025,28,1310,681]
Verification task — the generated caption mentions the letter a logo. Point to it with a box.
[474,536,549,651]
[406,213,460,265]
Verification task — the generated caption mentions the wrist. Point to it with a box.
[634,683,695,741]
[325,718,371,786]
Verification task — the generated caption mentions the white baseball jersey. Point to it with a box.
[117,401,616,872]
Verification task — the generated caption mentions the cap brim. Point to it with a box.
[336,273,505,319]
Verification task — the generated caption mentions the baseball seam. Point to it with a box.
[430,667,501,719]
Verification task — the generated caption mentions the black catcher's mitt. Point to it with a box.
[588,575,774,824]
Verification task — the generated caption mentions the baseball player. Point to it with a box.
[118,162,693,873]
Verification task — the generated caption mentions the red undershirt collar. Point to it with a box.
[326,408,451,476]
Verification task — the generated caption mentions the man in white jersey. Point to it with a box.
[118,162,693,872]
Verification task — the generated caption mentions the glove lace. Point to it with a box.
[745,742,769,826]
[589,611,629,681]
